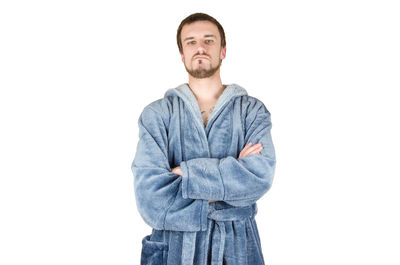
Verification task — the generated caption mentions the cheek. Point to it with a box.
[182,51,192,61]
[183,56,193,66]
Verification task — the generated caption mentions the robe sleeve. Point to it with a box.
[131,105,208,232]
[179,101,276,207]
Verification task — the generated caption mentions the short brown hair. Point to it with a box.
[176,12,226,54]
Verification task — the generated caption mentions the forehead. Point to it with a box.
[181,21,220,41]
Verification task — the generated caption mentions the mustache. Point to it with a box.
[193,54,210,59]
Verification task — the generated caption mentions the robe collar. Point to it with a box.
[164,83,248,130]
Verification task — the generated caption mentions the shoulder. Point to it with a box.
[138,98,173,128]
[237,96,273,133]
[233,95,271,116]
[142,98,170,114]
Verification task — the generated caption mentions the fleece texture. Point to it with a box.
[131,83,276,265]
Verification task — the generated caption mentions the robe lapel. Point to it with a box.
[164,83,248,157]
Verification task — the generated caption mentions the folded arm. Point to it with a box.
[131,105,208,232]
[179,101,276,207]
[172,142,264,203]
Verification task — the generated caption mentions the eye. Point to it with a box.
[205,39,214,44]
[188,41,196,45]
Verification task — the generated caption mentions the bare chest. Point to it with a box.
[198,100,218,127]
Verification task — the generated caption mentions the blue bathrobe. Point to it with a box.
[131,83,276,265]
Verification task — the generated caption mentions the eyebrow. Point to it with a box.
[183,34,217,42]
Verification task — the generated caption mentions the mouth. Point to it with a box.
[194,56,209,60]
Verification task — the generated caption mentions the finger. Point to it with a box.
[239,142,253,157]
[250,146,263,154]
[246,147,263,156]
[241,142,252,152]
[243,143,262,156]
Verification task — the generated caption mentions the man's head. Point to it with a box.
[176,13,227,79]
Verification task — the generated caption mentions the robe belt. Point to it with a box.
[207,203,258,265]
[181,204,258,265]
[208,204,258,222]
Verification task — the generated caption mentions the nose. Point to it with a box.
[196,42,207,54]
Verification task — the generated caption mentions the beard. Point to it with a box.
[184,58,222,79]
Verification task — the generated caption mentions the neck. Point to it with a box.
[187,73,225,101]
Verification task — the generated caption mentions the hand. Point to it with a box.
[238,142,263,158]
[171,166,182,176]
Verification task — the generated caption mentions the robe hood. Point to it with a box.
[164,83,248,129]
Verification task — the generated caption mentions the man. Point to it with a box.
[131,12,276,265]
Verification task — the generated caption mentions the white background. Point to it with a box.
[1,0,399,264]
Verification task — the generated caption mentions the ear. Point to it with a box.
[220,46,226,60]
[180,52,184,62]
